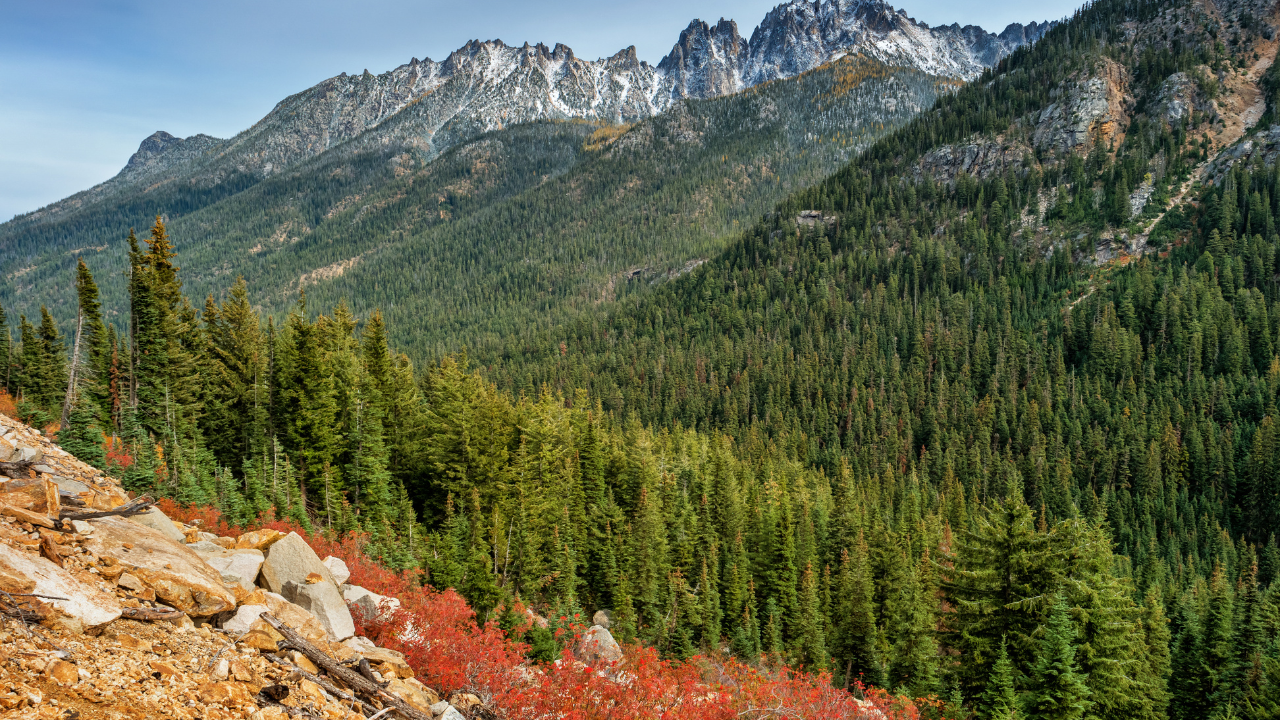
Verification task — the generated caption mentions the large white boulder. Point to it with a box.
[0,543,121,633]
[125,506,187,544]
[283,579,355,641]
[258,532,337,593]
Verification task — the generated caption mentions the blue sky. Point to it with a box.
[0,0,1083,221]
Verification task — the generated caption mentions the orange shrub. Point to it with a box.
[155,503,922,720]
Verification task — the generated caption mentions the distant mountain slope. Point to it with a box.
[4,55,951,353]
[0,1,1048,334]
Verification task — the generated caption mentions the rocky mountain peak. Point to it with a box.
[657,18,749,99]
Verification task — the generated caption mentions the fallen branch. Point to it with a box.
[259,613,431,720]
[267,653,379,717]
[0,460,34,478]
[59,495,153,521]
[256,692,326,720]
[121,606,184,622]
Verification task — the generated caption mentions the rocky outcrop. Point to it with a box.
[0,412,476,720]
[915,136,1035,184]
[1033,58,1132,155]
[1153,71,1213,125]
[657,19,748,99]
[0,542,121,633]
[84,516,237,617]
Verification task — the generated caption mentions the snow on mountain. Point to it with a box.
[11,0,1052,224]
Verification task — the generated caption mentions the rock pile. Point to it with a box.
[0,413,478,720]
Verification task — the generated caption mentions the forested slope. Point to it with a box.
[1,55,945,355]
[4,0,1280,719]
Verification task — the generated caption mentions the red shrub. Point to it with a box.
[156,503,922,720]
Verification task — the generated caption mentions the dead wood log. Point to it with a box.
[59,495,153,521]
[121,606,184,621]
[0,460,34,479]
[267,653,379,718]
[259,613,431,720]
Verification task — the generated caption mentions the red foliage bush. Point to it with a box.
[156,502,921,720]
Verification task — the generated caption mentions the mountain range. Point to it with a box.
[8,0,1048,229]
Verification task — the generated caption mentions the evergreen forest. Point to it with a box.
[4,0,1280,719]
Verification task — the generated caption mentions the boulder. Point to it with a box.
[190,545,265,591]
[386,679,439,714]
[258,532,336,593]
[283,579,355,640]
[322,556,350,585]
[126,506,187,544]
[222,604,269,634]
[0,477,59,515]
[239,591,331,649]
[577,625,623,666]
[84,515,236,616]
[430,701,466,720]
[0,542,121,633]
[592,609,612,629]
[343,584,400,622]
[235,528,284,551]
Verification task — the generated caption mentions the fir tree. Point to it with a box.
[1026,595,1091,720]
[984,637,1021,720]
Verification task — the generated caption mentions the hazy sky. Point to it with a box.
[0,0,1082,221]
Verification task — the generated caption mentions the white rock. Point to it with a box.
[0,543,121,632]
[221,605,269,635]
[343,584,400,622]
[259,532,337,593]
[70,520,93,535]
[125,506,187,544]
[283,580,355,641]
[322,556,350,585]
[195,548,265,591]
[435,703,465,720]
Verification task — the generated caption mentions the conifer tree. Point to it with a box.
[1026,595,1091,720]
[796,562,827,670]
[984,637,1021,720]
[0,303,10,394]
[833,540,882,688]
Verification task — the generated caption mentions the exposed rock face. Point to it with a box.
[657,19,748,99]
[916,136,1034,183]
[258,531,338,593]
[84,516,237,616]
[0,542,121,632]
[282,579,355,640]
[1033,59,1132,154]
[1153,71,1208,124]
[126,506,188,544]
[741,0,1051,87]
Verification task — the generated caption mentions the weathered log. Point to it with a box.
[258,612,431,720]
[0,461,34,479]
[267,653,379,717]
[59,495,153,521]
[121,606,184,621]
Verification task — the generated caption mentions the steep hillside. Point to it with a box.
[0,0,1048,337]
[6,55,952,353]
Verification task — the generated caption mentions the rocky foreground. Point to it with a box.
[0,413,628,720]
